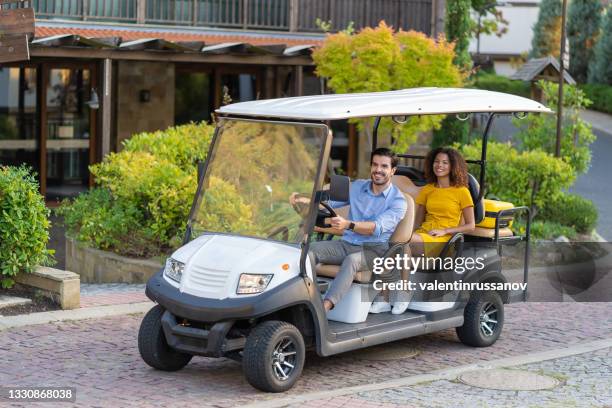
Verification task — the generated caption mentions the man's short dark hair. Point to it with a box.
[370,147,398,168]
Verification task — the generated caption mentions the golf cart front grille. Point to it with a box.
[187,264,229,291]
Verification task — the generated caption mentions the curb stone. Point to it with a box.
[241,338,612,408]
[0,301,154,331]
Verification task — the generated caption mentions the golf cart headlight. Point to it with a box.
[164,258,184,283]
[237,273,273,294]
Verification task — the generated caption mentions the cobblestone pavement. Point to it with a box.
[298,347,612,408]
[79,284,147,308]
[1,302,611,407]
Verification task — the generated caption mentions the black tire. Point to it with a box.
[242,321,305,393]
[138,305,193,371]
[456,290,504,347]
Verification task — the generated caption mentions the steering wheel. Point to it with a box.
[290,193,337,228]
[316,201,337,228]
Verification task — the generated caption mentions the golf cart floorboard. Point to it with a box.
[328,312,427,342]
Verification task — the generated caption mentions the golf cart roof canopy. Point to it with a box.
[216,87,552,120]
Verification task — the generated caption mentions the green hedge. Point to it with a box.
[457,141,576,213]
[471,73,531,98]
[0,166,54,288]
[579,83,612,114]
[57,122,216,258]
[540,193,598,234]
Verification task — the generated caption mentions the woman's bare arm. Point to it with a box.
[413,204,425,231]
[444,206,476,235]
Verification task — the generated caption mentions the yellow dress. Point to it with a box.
[414,183,474,256]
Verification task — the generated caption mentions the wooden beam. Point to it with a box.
[136,0,146,24]
[0,7,35,38]
[293,65,303,96]
[0,34,29,63]
[29,46,314,66]
[100,58,112,158]
[289,0,299,32]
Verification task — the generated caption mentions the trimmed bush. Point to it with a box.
[57,122,216,258]
[471,73,530,98]
[540,193,598,234]
[517,220,578,240]
[0,166,54,288]
[457,141,576,216]
[579,83,612,114]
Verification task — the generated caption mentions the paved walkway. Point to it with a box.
[79,284,147,308]
[1,302,611,407]
[294,346,612,408]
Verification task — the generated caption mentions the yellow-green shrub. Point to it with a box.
[58,122,216,257]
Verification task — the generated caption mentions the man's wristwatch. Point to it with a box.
[348,222,356,231]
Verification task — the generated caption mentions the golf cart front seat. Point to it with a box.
[314,182,415,283]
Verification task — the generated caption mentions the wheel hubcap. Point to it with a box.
[271,337,297,381]
[479,302,498,337]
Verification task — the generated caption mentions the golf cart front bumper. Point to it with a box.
[146,270,316,356]
[159,310,244,357]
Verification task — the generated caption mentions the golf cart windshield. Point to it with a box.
[190,118,328,244]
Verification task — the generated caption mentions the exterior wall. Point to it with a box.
[116,61,174,148]
[469,0,541,77]
[66,237,162,283]
[493,61,518,77]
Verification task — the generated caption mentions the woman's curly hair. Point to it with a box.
[424,147,469,187]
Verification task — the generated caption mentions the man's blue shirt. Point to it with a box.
[329,179,407,245]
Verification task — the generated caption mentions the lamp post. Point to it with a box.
[555,0,568,158]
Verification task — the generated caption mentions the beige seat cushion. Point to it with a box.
[316,263,372,283]
[465,226,514,238]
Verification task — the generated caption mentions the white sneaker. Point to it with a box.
[391,301,410,315]
[369,301,391,314]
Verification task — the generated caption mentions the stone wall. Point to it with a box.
[116,61,175,149]
[65,238,162,283]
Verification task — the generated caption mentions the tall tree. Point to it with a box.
[568,0,602,83]
[589,7,612,84]
[312,22,463,152]
[446,0,473,70]
[530,0,563,58]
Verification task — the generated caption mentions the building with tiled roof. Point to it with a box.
[1,0,438,200]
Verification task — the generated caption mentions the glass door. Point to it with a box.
[0,67,39,173]
[43,65,96,201]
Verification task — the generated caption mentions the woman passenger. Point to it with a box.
[370,147,476,315]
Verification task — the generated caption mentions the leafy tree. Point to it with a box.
[567,0,602,83]
[513,80,596,175]
[446,0,473,70]
[530,0,563,58]
[589,7,612,84]
[471,0,509,55]
[312,22,463,152]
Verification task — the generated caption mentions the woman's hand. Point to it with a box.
[428,229,448,237]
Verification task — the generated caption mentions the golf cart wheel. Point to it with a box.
[456,290,504,347]
[138,305,193,371]
[242,320,305,392]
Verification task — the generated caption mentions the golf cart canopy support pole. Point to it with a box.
[372,112,495,204]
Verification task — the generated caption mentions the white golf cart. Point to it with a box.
[138,88,551,392]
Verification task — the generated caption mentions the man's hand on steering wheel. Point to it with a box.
[330,215,350,230]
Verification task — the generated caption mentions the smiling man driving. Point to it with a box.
[296,148,407,313]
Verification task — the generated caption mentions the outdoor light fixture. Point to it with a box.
[140,89,151,103]
[392,115,408,124]
[86,88,99,110]
[456,113,471,121]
